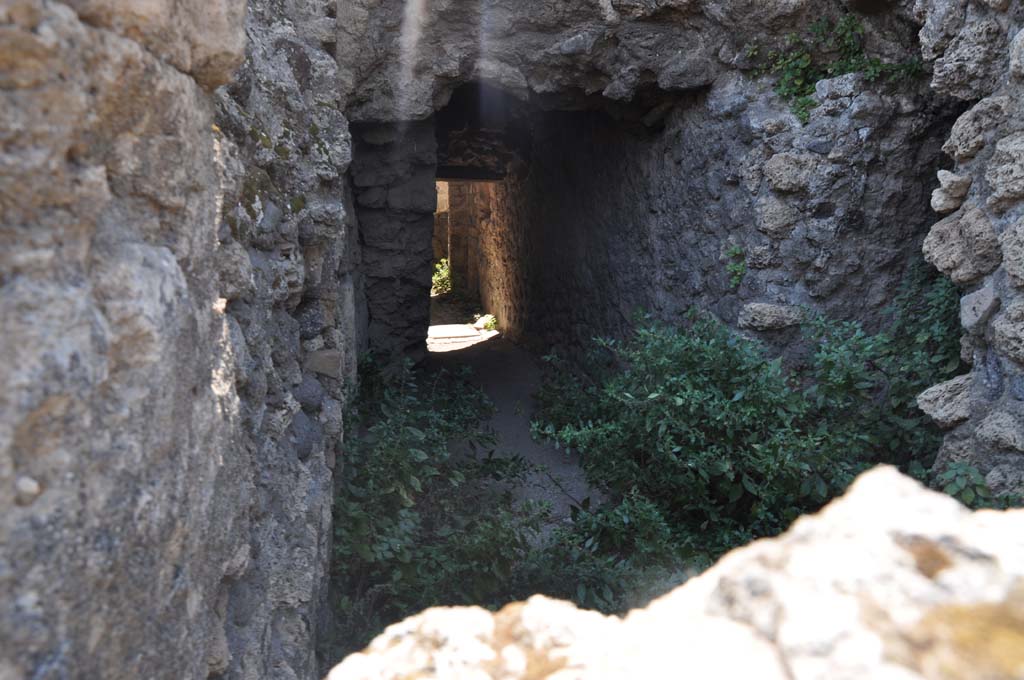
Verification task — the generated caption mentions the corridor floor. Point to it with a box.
[426,336,598,536]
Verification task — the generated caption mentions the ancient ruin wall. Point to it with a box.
[1,1,255,677]
[2,0,358,677]
[464,72,953,349]
[212,0,362,675]
[350,122,438,360]
[338,0,964,357]
[335,0,917,123]
[913,0,1024,498]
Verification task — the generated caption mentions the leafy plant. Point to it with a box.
[933,462,993,508]
[332,360,547,656]
[535,312,862,567]
[725,245,747,289]
[474,313,500,331]
[802,262,963,470]
[931,462,1023,510]
[432,257,452,296]
[532,260,968,597]
[756,14,924,123]
[332,257,1004,654]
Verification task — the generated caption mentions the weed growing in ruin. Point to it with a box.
[725,245,747,289]
[531,262,981,609]
[802,262,963,471]
[925,462,1022,510]
[535,313,864,574]
[755,14,923,123]
[331,360,547,657]
[431,257,452,296]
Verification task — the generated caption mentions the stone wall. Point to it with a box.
[4,0,1024,678]
[335,0,917,123]
[340,1,962,358]
[433,182,450,262]
[447,182,484,296]
[1,1,253,677]
[462,74,953,349]
[350,122,437,360]
[328,467,1024,679]
[214,0,361,675]
[912,1,1024,497]
[3,0,362,677]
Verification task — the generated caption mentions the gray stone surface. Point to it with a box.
[350,122,437,360]
[335,0,921,123]
[924,205,1003,285]
[917,374,973,428]
[1,1,251,677]
[930,169,973,213]
[914,0,1024,494]
[739,303,806,331]
[960,279,1000,333]
[328,467,1024,680]
[214,0,363,675]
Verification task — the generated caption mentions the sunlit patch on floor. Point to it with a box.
[427,316,500,353]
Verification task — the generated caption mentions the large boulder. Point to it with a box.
[328,467,1024,680]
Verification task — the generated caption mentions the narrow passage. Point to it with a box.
[427,334,596,534]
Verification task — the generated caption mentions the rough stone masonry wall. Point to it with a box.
[2,0,360,677]
[350,122,437,360]
[338,0,967,357]
[446,181,483,296]
[471,74,954,349]
[4,2,1024,679]
[336,0,915,123]
[912,1,1024,498]
[213,0,362,675]
[0,1,256,677]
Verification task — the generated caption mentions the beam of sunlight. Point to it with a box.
[396,0,429,121]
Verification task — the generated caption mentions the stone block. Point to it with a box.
[764,152,820,193]
[930,170,973,214]
[738,303,804,330]
[976,410,1024,453]
[916,374,972,429]
[756,195,800,239]
[986,132,1024,211]
[993,301,1024,365]
[306,349,344,379]
[923,206,1002,285]
[1001,217,1024,288]
[387,169,438,213]
[960,280,999,332]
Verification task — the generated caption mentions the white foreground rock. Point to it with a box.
[328,467,1024,680]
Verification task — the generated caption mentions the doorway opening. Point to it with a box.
[427,180,500,352]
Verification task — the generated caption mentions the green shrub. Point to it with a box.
[332,361,547,656]
[802,263,963,470]
[930,462,1023,510]
[535,312,861,565]
[725,246,747,289]
[532,261,966,591]
[756,14,923,123]
[431,257,452,296]
[333,260,1006,648]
